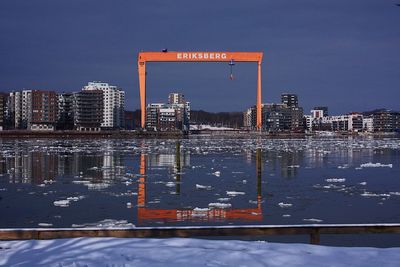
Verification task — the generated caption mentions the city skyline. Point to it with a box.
[0,1,399,114]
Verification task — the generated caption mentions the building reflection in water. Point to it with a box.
[137,142,263,225]
[0,141,125,186]
[254,142,379,179]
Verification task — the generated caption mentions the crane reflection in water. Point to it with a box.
[136,141,263,225]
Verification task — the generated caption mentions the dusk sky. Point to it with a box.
[0,0,399,114]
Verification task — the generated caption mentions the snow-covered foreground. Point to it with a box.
[1,238,399,267]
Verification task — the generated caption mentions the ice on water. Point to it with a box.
[0,137,400,228]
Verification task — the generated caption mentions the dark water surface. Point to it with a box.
[1,137,399,246]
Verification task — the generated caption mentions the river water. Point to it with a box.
[0,136,399,246]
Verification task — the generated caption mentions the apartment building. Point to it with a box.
[29,90,57,131]
[83,82,125,129]
[73,90,104,131]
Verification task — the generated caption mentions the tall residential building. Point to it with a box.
[22,90,32,128]
[281,93,298,108]
[168,93,185,105]
[8,90,32,129]
[168,92,191,126]
[262,103,293,132]
[83,82,125,129]
[9,91,22,129]
[309,107,331,132]
[29,90,57,131]
[146,93,191,131]
[243,107,254,129]
[0,93,6,130]
[73,90,104,131]
[363,117,374,132]
[57,93,74,130]
[159,107,177,131]
[371,110,400,132]
[312,107,328,117]
[146,103,163,130]
[244,93,304,132]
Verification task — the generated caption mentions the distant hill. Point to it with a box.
[127,109,243,129]
[362,108,399,116]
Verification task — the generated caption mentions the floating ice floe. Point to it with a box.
[359,182,367,185]
[303,218,323,223]
[314,184,344,190]
[287,165,300,168]
[193,207,210,212]
[337,164,349,169]
[217,198,230,202]
[196,184,212,190]
[67,196,85,201]
[165,182,176,187]
[389,192,400,196]
[86,183,110,190]
[361,191,391,197]
[360,162,393,168]
[208,203,232,209]
[212,171,221,177]
[278,202,292,208]
[191,208,210,217]
[38,223,53,227]
[53,200,70,207]
[72,180,90,185]
[54,196,84,207]
[282,214,291,217]
[226,191,245,196]
[325,178,346,183]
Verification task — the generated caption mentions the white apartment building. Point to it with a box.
[168,92,190,123]
[9,90,32,129]
[83,81,125,129]
[311,109,326,119]
[363,117,374,132]
[304,115,313,131]
[320,114,364,132]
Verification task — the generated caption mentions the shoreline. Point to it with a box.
[0,130,398,139]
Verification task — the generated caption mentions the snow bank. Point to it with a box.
[0,237,399,267]
[71,219,134,228]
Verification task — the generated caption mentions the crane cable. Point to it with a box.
[229,59,235,80]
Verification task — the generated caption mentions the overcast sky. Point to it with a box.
[0,0,399,114]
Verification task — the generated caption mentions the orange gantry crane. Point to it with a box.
[137,51,264,130]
